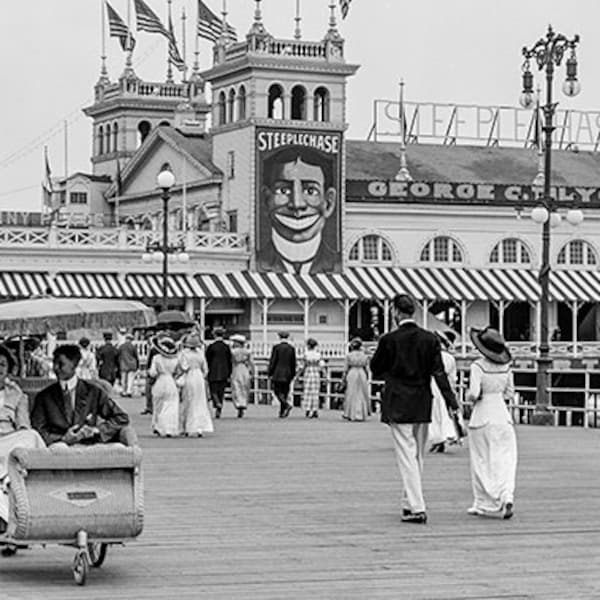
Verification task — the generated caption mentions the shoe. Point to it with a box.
[282,405,292,418]
[237,408,245,418]
[430,443,445,453]
[401,511,427,524]
[310,412,319,418]
[305,411,310,418]
[467,506,484,516]
[1,545,17,557]
[215,407,222,419]
[402,509,411,517]
[141,409,152,415]
[503,502,514,520]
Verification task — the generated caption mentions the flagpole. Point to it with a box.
[100,0,108,79]
[181,6,188,81]
[395,79,412,182]
[64,120,69,179]
[126,0,133,68]
[182,155,187,233]
[294,0,301,40]
[166,0,173,82]
[192,0,200,76]
[115,159,120,227]
[221,0,227,43]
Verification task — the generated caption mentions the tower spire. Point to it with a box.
[294,0,302,40]
[395,79,412,182]
[328,1,337,33]
[99,0,109,83]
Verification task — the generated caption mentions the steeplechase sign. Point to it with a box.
[346,180,600,206]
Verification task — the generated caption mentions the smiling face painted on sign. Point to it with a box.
[264,157,336,244]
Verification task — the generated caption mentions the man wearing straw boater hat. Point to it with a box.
[370,294,458,524]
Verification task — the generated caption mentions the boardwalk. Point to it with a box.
[2,399,600,599]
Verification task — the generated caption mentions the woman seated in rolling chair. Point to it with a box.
[0,345,45,538]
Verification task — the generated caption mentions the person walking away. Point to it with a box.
[268,331,297,418]
[300,338,324,418]
[118,333,139,397]
[429,330,460,452]
[148,337,180,437]
[96,332,119,385]
[76,337,97,380]
[465,327,517,520]
[205,327,232,419]
[370,294,458,524]
[177,335,213,437]
[342,337,371,422]
[230,334,252,418]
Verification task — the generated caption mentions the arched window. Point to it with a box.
[112,122,119,153]
[313,87,330,121]
[291,85,307,120]
[268,84,284,119]
[105,123,112,153]
[237,85,247,120]
[138,121,151,146]
[98,125,104,155]
[490,238,531,264]
[218,91,227,125]
[158,120,170,127]
[557,240,598,266]
[349,235,393,264]
[228,88,236,122]
[420,236,464,263]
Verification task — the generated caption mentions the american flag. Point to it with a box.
[339,0,352,19]
[106,1,136,51]
[134,0,168,37]
[197,0,237,43]
[168,15,186,72]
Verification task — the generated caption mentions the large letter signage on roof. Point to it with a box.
[255,127,343,275]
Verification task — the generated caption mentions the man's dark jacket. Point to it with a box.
[96,342,119,383]
[268,341,297,383]
[370,321,457,424]
[31,379,130,446]
[205,340,232,383]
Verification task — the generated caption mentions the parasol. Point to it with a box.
[0,297,157,338]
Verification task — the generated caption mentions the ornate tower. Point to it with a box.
[202,0,359,273]
[83,64,210,180]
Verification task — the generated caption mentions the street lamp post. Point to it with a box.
[520,26,581,424]
[142,166,189,311]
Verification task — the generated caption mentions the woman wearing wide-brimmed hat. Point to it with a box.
[465,326,517,519]
[177,334,213,436]
[230,334,252,418]
[148,336,180,437]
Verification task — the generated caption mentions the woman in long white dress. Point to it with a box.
[148,336,180,438]
[429,330,460,452]
[466,327,517,520]
[76,337,98,380]
[177,335,213,436]
[230,334,252,419]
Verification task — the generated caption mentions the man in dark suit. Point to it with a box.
[117,333,139,397]
[268,331,297,418]
[370,294,458,524]
[31,344,130,447]
[205,327,232,419]
[96,332,119,385]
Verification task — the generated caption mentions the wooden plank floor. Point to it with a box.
[2,397,600,599]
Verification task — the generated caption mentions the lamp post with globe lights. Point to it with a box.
[142,166,189,311]
[520,26,582,424]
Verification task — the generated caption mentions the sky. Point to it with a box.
[1,0,600,211]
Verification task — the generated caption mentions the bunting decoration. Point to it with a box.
[197,0,237,43]
[106,1,136,51]
[168,14,186,71]
[339,0,352,19]
[134,0,168,37]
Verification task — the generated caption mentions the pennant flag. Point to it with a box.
[134,0,168,37]
[197,0,237,43]
[42,146,53,209]
[168,14,186,71]
[106,1,136,51]
[339,0,352,19]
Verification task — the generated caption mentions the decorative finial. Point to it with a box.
[219,0,228,44]
[395,79,412,182]
[254,0,262,25]
[329,1,337,31]
[294,0,302,40]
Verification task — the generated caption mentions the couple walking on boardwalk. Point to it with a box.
[370,294,518,524]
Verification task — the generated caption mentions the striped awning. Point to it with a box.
[125,273,203,299]
[52,273,134,298]
[0,272,52,298]
[550,270,600,302]
[192,267,543,302]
